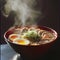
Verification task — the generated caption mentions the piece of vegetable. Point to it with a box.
[21,30,41,42]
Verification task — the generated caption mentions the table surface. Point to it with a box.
[1,37,60,60]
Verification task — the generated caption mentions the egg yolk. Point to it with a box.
[14,39,30,45]
[10,35,17,39]
[9,34,19,41]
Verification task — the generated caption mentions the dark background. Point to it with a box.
[0,0,60,60]
[0,0,60,44]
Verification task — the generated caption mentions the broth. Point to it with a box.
[8,26,56,46]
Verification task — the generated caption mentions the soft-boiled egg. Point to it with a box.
[9,34,20,42]
[13,38,30,45]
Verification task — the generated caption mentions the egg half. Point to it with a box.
[13,38,30,45]
[9,34,20,42]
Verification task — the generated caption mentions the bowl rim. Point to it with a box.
[4,26,58,47]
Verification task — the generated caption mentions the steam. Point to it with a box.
[3,0,42,26]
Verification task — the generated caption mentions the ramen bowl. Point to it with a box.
[4,26,58,60]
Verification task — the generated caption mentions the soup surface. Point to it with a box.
[8,26,56,46]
